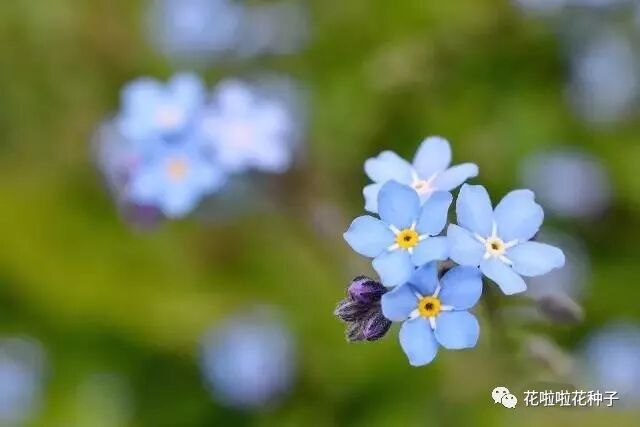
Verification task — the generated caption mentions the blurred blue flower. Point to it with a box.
[200,309,296,408]
[579,322,640,407]
[117,73,206,141]
[344,181,452,288]
[127,140,226,218]
[381,263,482,367]
[147,0,244,63]
[447,184,565,295]
[520,149,611,219]
[199,79,295,173]
[0,338,46,425]
[363,136,478,213]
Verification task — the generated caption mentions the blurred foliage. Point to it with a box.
[0,0,639,426]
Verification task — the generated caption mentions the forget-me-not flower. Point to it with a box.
[363,136,478,213]
[381,262,482,366]
[199,80,294,173]
[344,181,452,288]
[117,73,206,141]
[127,140,226,218]
[447,184,565,295]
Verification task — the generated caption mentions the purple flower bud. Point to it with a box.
[334,299,370,322]
[348,276,385,305]
[345,321,366,342]
[362,312,392,342]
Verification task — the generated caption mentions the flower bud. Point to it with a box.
[345,321,366,342]
[348,276,385,305]
[334,299,370,322]
[362,312,392,341]
[536,293,584,325]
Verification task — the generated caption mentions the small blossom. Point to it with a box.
[127,141,226,218]
[199,79,294,174]
[363,136,478,213]
[381,263,482,366]
[447,184,565,295]
[117,73,206,141]
[344,181,452,287]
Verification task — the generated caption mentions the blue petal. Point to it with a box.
[508,242,565,277]
[439,266,483,310]
[412,136,451,179]
[416,191,453,235]
[381,284,418,321]
[373,250,414,288]
[129,170,163,202]
[363,183,383,213]
[447,224,485,266]
[163,187,200,218]
[364,151,413,184]
[493,190,544,242]
[377,181,420,229]
[170,73,205,110]
[480,258,527,295]
[456,184,493,237]
[411,236,449,266]
[434,311,480,350]
[399,317,439,366]
[344,216,394,258]
[408,262,439,296]
[121,78,162,112]
[433,163,479,191]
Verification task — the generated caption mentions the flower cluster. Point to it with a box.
[340,137,566,366]
[334,277,391,342]
[96,73,295,219]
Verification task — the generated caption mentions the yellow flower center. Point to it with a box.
[418,296,441,318]
[166,158,189,181]
[485,237,506,256]
[396,229,419,249]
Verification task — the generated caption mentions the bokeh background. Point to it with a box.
[0,0,639,426]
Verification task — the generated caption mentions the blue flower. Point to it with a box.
[199,79,294,173]
[147,0,244,62]
[127,141,226,218]
[344,181,452,288]
[447,184,566,295]
[117,73,206,141]
[381,263,482,366]
[363,136,478,213]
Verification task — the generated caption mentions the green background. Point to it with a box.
[0,0,638,426]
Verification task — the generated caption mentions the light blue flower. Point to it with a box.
[117,73,206,141]
[363,136,478,213]
[381,263,482,367]
[147,0,244,62]
[199,80,294,173]
[344,181,452,288]
[127,141,226,218]
[447,184,566,295]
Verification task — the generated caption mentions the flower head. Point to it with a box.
[447,184,565,295]
[199,80,294,174]
[381,263,482,366]
[363,136,478,213]
[344,181,452,287]
[127,140,226,218]
[117,73,206,141]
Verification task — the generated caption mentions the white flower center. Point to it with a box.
[474,222,518,265]
[410,171,437,196]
